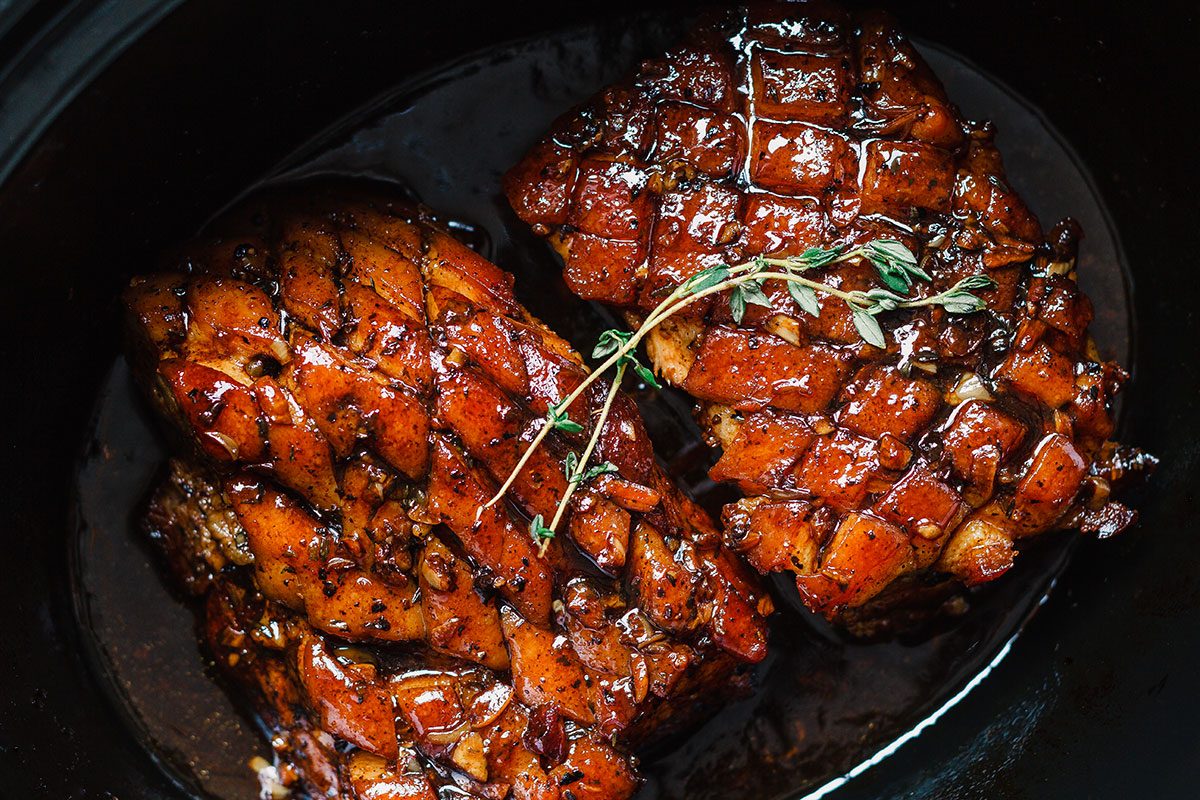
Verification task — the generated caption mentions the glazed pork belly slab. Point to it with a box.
[504,0,1152,621]
[126,185,771,799]
[148,462,636,800]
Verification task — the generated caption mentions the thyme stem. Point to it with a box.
[481,417,554,512]
[481,238,994,556]
[537,362,627,556]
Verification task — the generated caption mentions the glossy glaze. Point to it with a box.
[505,1,1153,625]
[61,9,1149,800]
[127,186,772,798]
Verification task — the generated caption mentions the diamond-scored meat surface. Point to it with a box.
[151,468,638,800]
[505,1,1151,619]
[125,185,771,799]
[198,571,519,800]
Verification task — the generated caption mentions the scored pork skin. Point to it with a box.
[148,461,637,800]
[126,186,771,799]
[504,1,1152,618]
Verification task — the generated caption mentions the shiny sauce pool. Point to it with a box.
[73,14,1131,800]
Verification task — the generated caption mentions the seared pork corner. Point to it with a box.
[126,185,773,798]
[142,458,251,594]
[202,576,640,800]
[503,0,1156,621]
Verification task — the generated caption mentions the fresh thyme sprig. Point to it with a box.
[529,362,628,557]
[528,514,556,553]
[546,402,583,433]
[593,329,661,389]
[486,239,995,555]
[563,452,619,484]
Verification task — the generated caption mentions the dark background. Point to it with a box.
[0,1,1196,797]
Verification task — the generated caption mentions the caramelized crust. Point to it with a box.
[201,569,637,800]
[505,1,1153,619]
[128,186,771,798]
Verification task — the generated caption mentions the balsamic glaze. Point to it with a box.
[73,16,1129,800]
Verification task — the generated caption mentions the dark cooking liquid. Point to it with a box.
[72,15,1131,800]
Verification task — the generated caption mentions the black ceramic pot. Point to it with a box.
[1,1,1196,798]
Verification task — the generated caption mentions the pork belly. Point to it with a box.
[127,185,771,798]
[504,1,1154,620]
